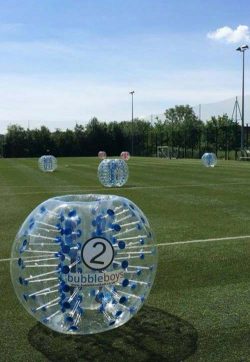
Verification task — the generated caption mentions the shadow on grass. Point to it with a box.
[28,305,198,362]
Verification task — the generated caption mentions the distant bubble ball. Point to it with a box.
[38,155,57,172]
[98,151,107,160]
[120,151,130,161]
[10,194,158,335]
[201,153,217,168]
[98,159,129,187]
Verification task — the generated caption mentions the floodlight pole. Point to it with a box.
[236,44,248,149]
[129,91,135,155]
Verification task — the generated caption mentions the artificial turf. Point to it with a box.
[0,157,250,361]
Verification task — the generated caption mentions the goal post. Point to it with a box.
[157,146,170,158]
[157,146,179,159]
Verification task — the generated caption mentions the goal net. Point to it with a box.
[157,146,179,159]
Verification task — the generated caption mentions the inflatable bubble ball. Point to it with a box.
[98,159,129,187]
[10,194,158,335]
[201,153,217,168]
[120,151,130,161]
[38,155,57,172]
[98,151,107,160]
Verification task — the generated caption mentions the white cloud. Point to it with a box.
[207,25,250,43]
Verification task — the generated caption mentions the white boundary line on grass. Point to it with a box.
[155,234,250,247]
[1,182,250,196]
[1,181,250,189]
[1,234,250,263]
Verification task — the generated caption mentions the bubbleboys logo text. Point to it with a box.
[66,270,124,287]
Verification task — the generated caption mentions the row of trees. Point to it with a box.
[0,105,246,158]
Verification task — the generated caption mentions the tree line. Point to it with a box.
[0,105,245,159]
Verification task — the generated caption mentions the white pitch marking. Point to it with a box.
[2,181,250,196]
[154,235,250,247]
[1,235,250,263]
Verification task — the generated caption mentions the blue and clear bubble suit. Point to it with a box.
[38,155,57,172]
[201,152,217,168]
[98,159,129,187]
[10,194,158,335]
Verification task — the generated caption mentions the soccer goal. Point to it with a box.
[237,149,250,161]
[157,146,179,159]
[157,146,170,158]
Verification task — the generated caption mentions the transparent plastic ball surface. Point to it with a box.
[201,153,217,168]
[98,151,107,160]
[38,155,57,172]
[120,151,130,161]
[98,159,129,187]
[10,194,157,335]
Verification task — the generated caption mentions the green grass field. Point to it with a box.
[0,157,250,361]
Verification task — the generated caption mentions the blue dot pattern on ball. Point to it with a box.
[98,159,129,187]
[10,194,157,335]
[38,155,57,172]
[201,152,217,168]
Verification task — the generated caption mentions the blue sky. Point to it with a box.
[0,0,250,132]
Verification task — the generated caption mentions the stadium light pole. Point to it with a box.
[129,91,135,155]
[236,44,249,149]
